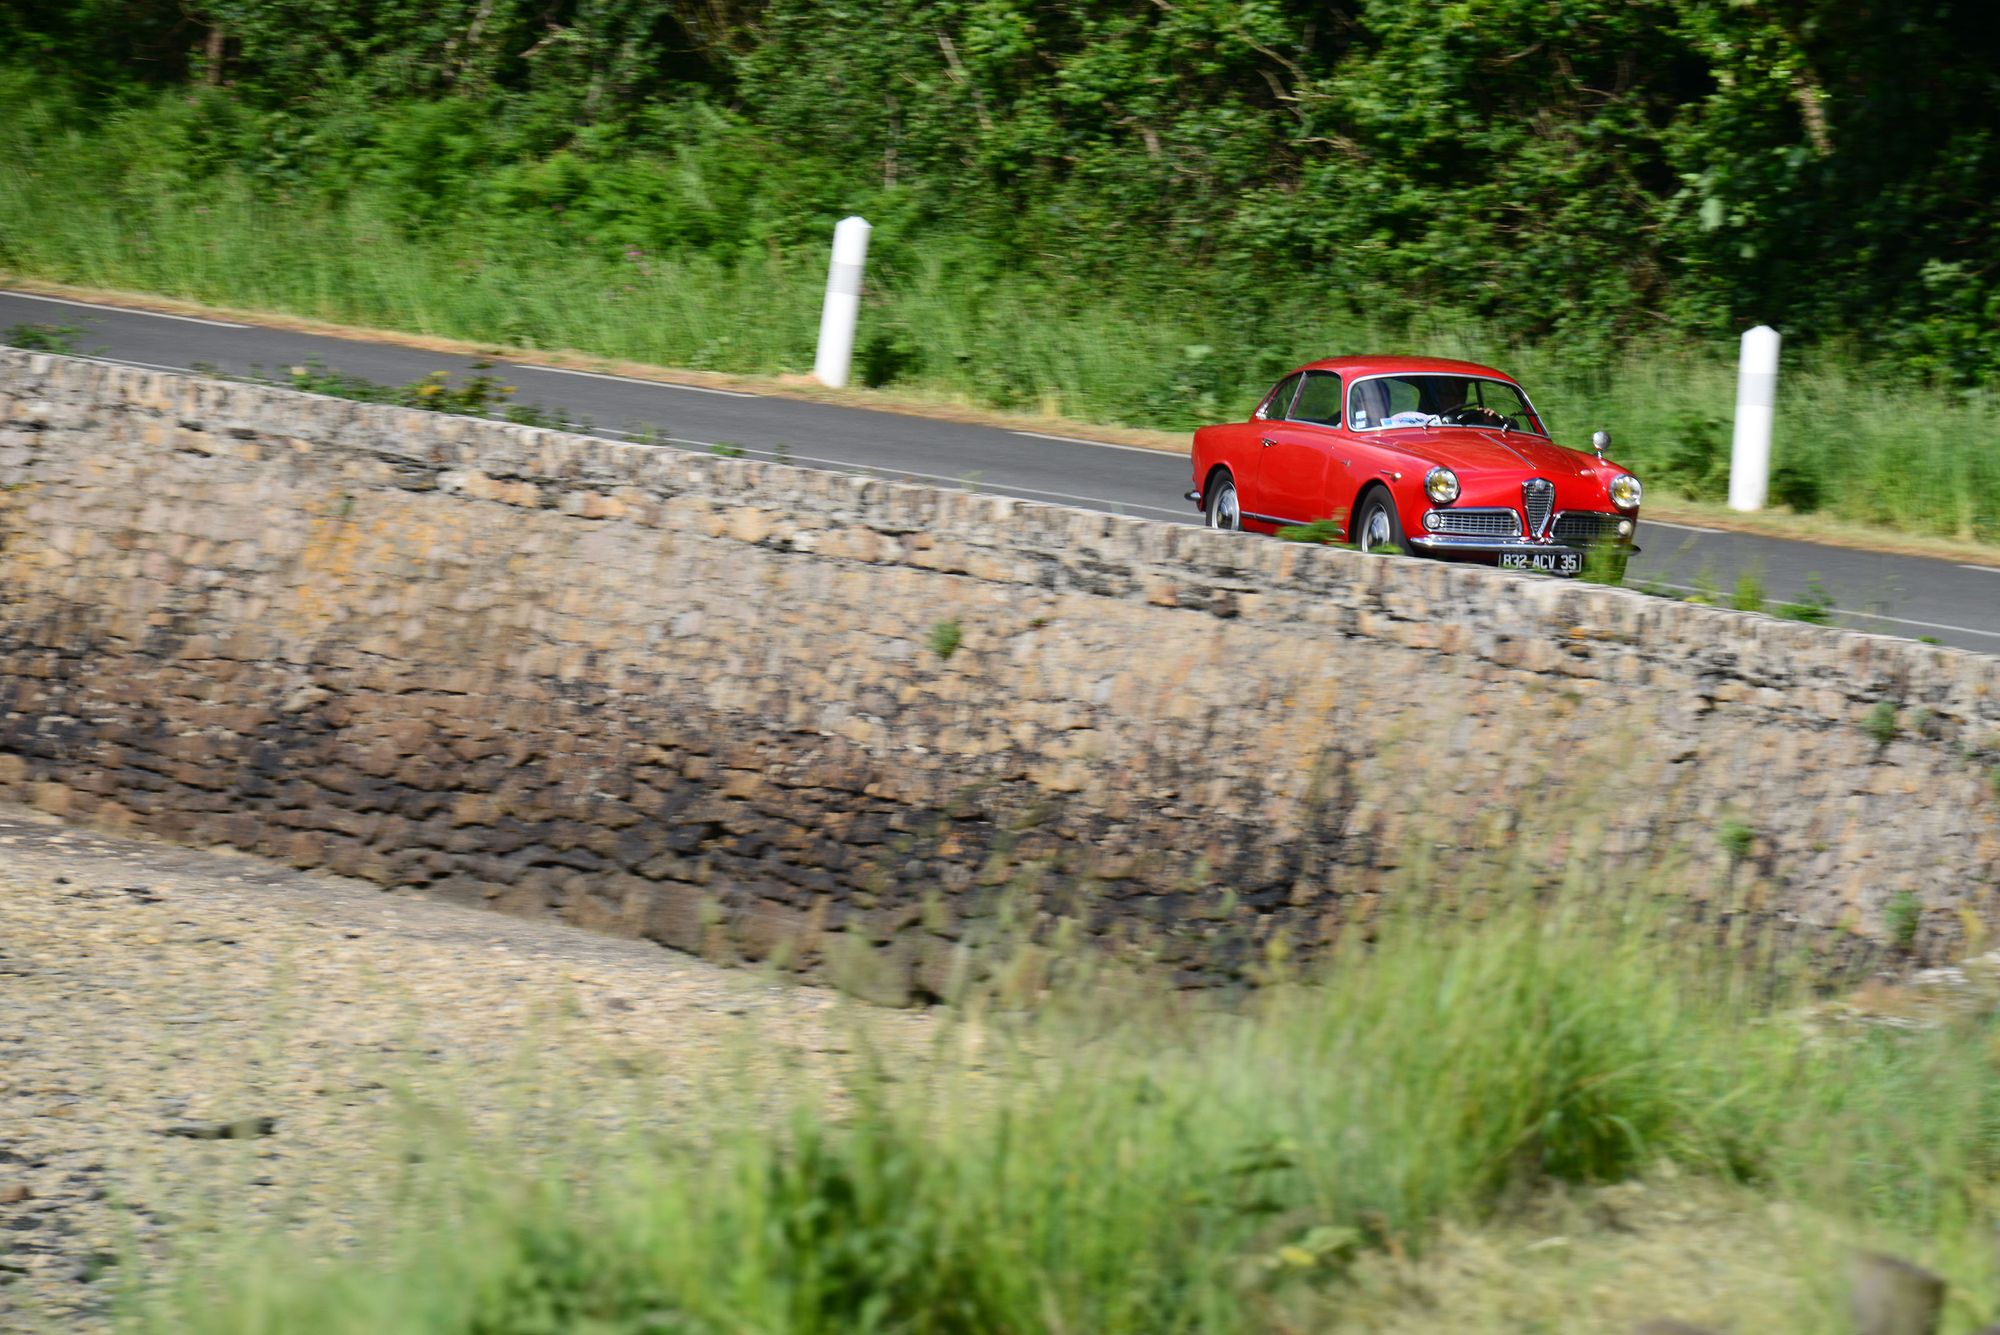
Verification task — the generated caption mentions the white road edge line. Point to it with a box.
[1012,429,1180,456]
[2,290,249,329]
[1958,564,2000,574]
[511,363,757,397]
[1643,520,1723,534]
[94,355,202,376]
[1645,582,2000,641]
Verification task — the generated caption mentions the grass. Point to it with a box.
[1275,519,1348,546]
[3,92,1998,546]
[185,357,573,428]
[119,869,2000,1334]
[2,321,90,354]
[1560,546,1850,628]
[1776,576,1838,624]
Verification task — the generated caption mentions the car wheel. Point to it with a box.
[1205,475,1242,531]
[1354,488,1410,556]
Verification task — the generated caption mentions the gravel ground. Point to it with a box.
[0,803,926,1331]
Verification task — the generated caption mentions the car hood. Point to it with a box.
[1374,427,1595,477]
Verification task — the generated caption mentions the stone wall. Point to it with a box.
[3,349,1998,994]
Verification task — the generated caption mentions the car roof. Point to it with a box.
[1287,355,1516,382]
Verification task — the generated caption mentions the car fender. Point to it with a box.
[1191,423,1258,509]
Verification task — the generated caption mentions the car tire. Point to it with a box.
[1354,488,1410,556]
[1204,474,1242,531]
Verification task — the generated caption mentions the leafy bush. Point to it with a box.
[759,1120,999,1334]
[1769,459,1824,514]
[1651,412,1729,502]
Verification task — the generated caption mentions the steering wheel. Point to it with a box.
[1438,404,1508,428]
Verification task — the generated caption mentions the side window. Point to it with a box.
[1256,374,1301,421]
[1289,371,1344,425]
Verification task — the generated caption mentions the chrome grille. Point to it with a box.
[1430,507,1522,538]
[1522,479,1555,539]
[1552,511,1623,546]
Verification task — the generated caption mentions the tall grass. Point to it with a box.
[127,881,2000,1334]
[2,88,1996,542]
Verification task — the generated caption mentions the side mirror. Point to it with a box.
[1591,429,1611,459]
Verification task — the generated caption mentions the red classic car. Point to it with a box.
[1186,355,1642,576]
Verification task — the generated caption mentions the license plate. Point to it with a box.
[1500,551,1582,576]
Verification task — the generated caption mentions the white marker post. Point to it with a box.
[813,216,871,389]
[1729,324,1781,512]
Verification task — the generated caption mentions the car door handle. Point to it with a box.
[1260,437,1275,448]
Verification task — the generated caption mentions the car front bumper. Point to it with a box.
[1411,535,1581,556]
[1409,535,1639,556]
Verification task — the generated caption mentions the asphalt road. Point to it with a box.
[6,288,1998,651]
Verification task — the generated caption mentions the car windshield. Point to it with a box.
[1347,375,1545,436]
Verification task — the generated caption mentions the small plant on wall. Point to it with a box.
[929,619,963,661]
[1884,890,1922,953]
[1717,819,1755,865]
[1865,701,1900,749]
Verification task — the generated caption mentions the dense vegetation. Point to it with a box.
[2,2,1997,537]
[137,886,2000,1332]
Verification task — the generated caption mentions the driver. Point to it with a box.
[1427,377,1504,427]
[1431,378,1468,414]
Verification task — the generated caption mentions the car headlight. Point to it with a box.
[1424,466,1460,504]
[1610,473,1643,510]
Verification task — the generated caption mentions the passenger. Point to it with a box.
[1379,375,1440,428]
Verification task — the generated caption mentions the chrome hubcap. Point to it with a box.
[1210,485,1240,530]
[1362,507,1392,551]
